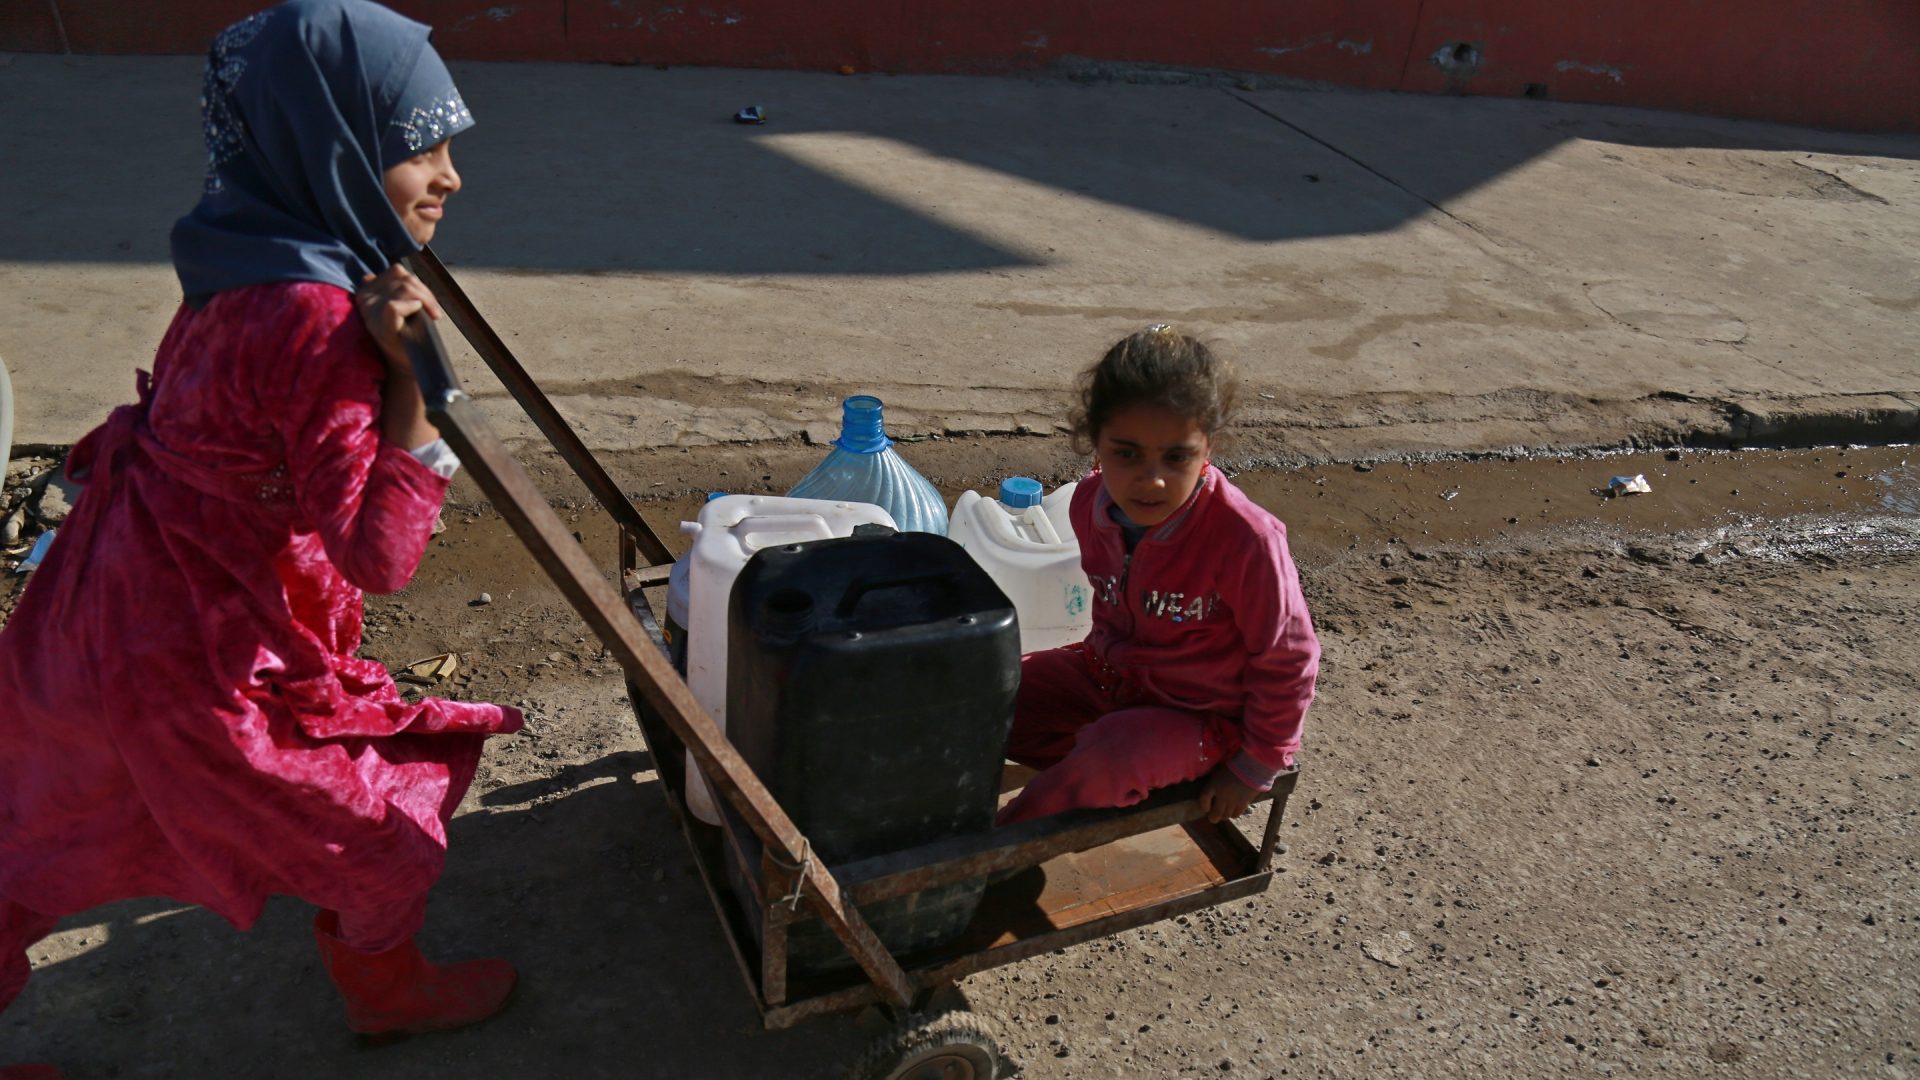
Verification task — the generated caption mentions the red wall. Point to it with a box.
[7,1,1916,131]
[1394,1,1920,132]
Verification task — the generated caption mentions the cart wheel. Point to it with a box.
[847,1010,1006,1080]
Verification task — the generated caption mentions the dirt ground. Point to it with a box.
[3,441,1917,1078]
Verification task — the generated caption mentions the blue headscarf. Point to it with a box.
[170,0,475,306]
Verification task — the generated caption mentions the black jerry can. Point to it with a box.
[725,529,1019,973]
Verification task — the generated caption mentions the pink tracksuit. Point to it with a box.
[997,465,1319,824]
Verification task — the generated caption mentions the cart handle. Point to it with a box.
[405,249,673,568]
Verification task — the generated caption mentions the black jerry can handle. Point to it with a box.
[834,571,958,619]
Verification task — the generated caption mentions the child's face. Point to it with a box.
[1092,404,1212,527]
[382,140,462,245]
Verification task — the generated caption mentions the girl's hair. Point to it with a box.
[1069,325,1238,453]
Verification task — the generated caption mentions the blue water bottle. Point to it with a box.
[788,395,949,535]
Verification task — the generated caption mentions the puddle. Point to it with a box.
[362,443,1920,653]
[1231,445,1919,561]
[633,446,1918,565]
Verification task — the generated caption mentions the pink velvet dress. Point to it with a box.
[0,282,522,933]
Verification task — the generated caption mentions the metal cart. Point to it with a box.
[402,250,1298,1080]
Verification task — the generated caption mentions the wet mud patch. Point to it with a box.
[1235,444,1918,561]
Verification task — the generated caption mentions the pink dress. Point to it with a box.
[0,282,522,931]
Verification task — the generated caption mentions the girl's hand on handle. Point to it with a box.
[355,263,444,371]
[356,264,443,451]
[1197,767,1259,824]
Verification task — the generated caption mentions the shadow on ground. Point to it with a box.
[2,57,1914,276]
[4,751,874,1078]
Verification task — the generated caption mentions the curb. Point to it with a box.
[1727,394,1920,449]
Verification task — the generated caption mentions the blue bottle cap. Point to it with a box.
[706,491,728,502]
[998,476,1043,508]
[833,395,893,454]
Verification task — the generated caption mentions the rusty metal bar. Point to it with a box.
[398,315,915,1009]
[762,978,881,1031]
[619,528,639,591]
[760,850,791,1007]
[1257,779,1295,873]
[406,248,673,567]
[625,563,674,590]
[830,771,1297,908]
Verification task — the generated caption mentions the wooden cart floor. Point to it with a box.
[771,812,1254,1009]
[950,818,1239,952]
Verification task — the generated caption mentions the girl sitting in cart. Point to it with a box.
[0,0,522,1058]
[996,326,1320,826]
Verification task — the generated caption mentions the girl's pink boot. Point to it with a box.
[312,911,516,1039]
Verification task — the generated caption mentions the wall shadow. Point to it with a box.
[0,56,1913,276]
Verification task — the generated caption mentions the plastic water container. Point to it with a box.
[947,477,1092,653]
[663,493,730,675]
[680,494,897,825]
[788,395,949,535]
[725,530,1019,972]
[664,556,691,673]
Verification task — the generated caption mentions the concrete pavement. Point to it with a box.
[3,53,1916,460]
